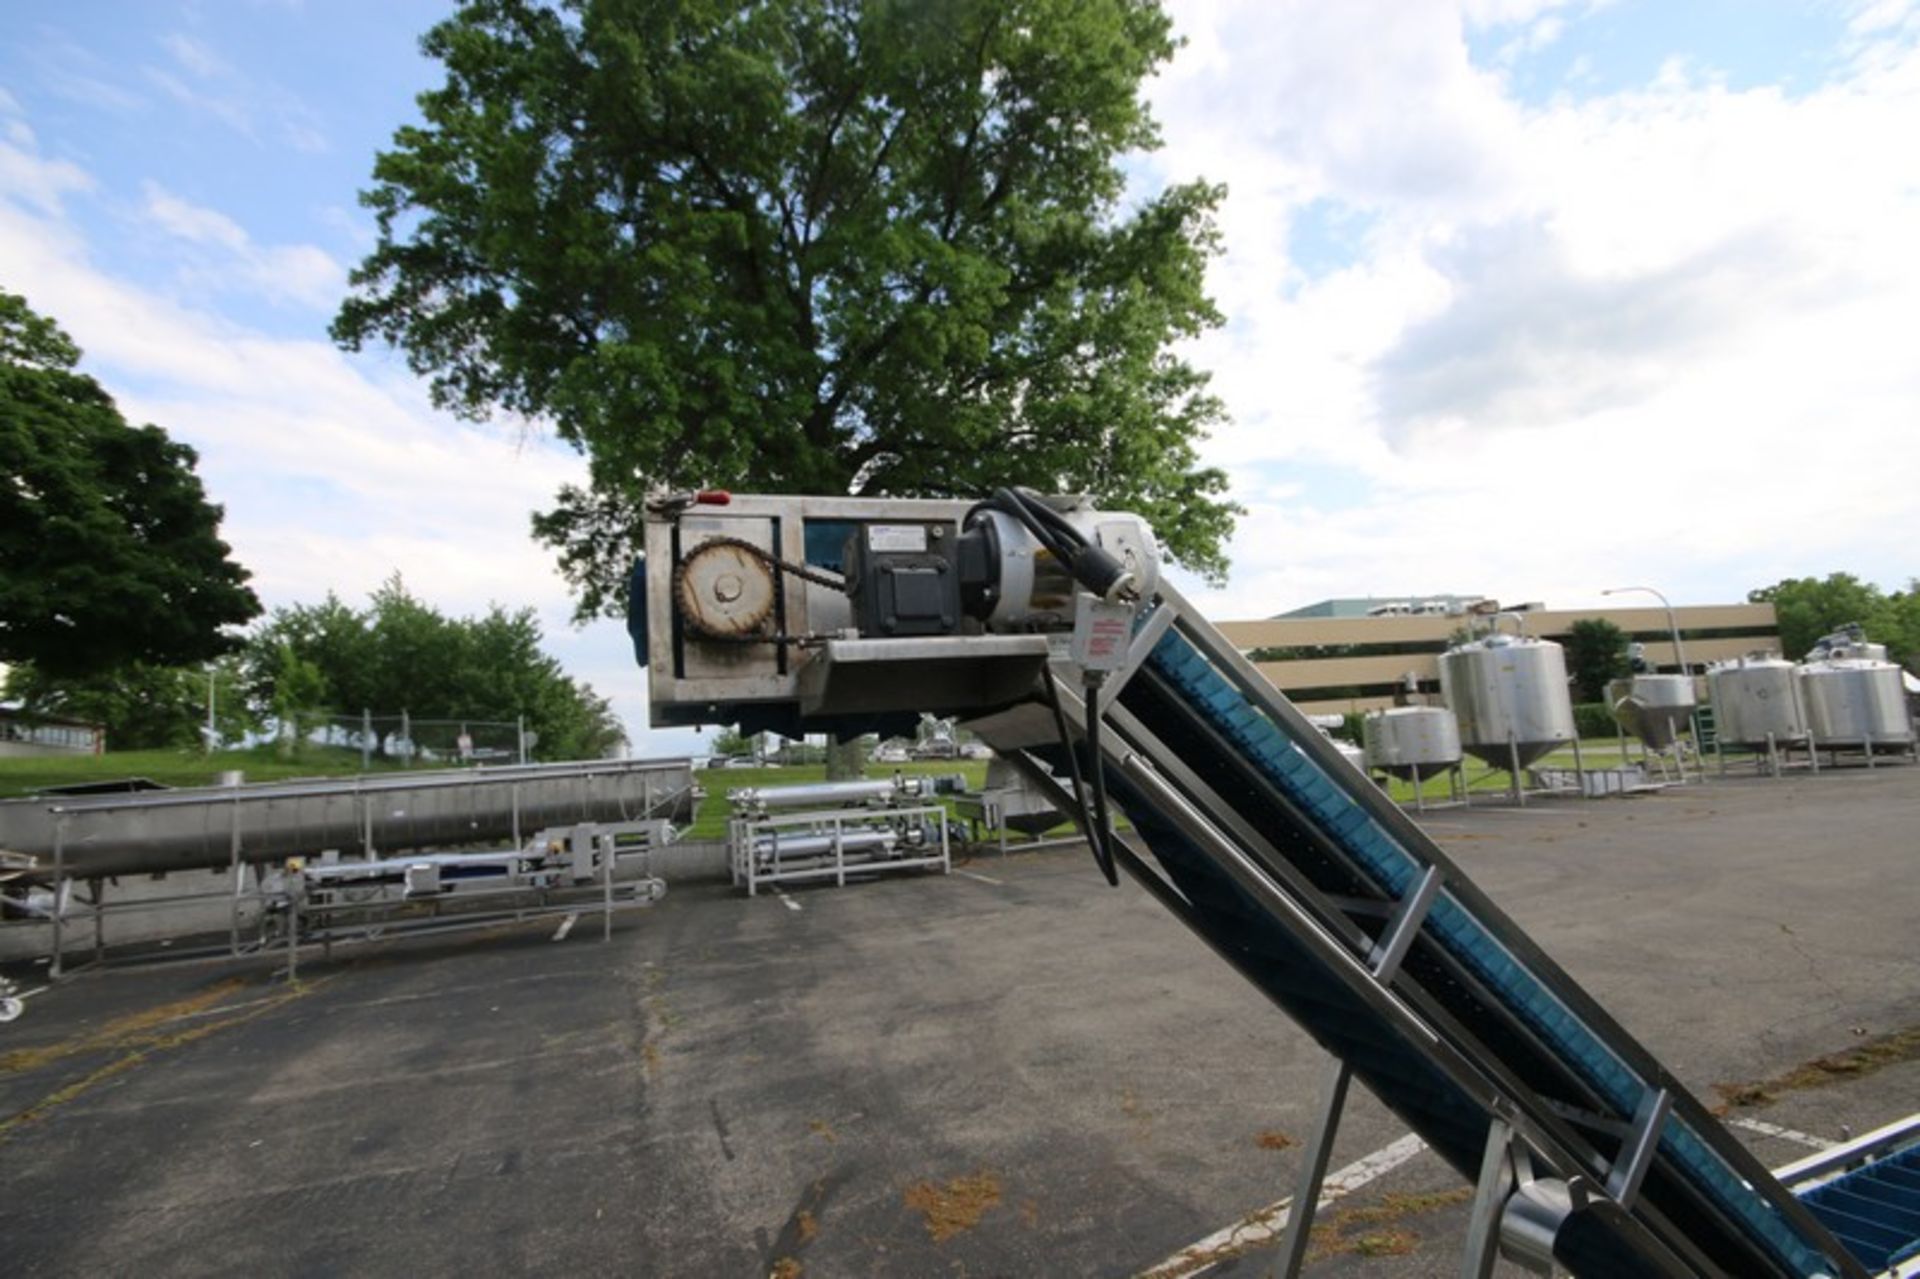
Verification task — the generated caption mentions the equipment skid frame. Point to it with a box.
[727,803,952,897]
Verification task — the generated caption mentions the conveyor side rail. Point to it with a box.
[1024,590,1868,1276]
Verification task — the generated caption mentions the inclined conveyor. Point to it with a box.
[638,489,1920,1276]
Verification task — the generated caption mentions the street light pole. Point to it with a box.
[205,664,217,755]
[1603,586,1689,675]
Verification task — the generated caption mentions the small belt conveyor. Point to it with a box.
[636,490,1920,1277]
[1779,1119,1920,1278]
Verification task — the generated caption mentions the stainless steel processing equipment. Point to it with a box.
[725,773,961,895]
[1709,653,1811,775]
[1607,674,1697,751]
[1438,617,1576,800]
[1798,628,1915,763]
[1362,705,1464,809]
[0,757,697,972]
[629,487,1920,1278]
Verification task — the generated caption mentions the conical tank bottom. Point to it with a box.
[1461,739,1560,771]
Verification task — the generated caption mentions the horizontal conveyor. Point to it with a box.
[0,757,698,881]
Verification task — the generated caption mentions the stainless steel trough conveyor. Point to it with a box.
[0,756,699,882]
[635,490,1920,1278]
[0,758,697,975]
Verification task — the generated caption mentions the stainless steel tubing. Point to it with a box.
[733,780,902,810]
[752,829,900,860]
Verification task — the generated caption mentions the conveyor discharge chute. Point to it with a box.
[635,489,1916,1278]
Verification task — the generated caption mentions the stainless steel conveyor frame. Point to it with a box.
[638,492,1919,1278]
[0,758,697,974]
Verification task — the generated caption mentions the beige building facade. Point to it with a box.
[1217,603,1781,715]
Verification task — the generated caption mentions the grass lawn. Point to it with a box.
[1,734,1686,828]
[0,747,983,839]
[0,744,409,799]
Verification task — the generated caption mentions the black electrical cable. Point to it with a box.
[984,486,1125,886]
[1082,674,1119,886]
[1041,667,1117,885]
[986,486,1132,602]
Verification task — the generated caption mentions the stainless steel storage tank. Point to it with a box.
[1439,628,1576,769]
[1708,654,1807,748]
[1606,674,1696,750]
[1362,706,1463,779]
[1330,737,1368,776]
[1799,657,1914,751]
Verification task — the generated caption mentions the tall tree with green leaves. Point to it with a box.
[1746,573,1920,669]
[334,0,1238,619]
[0,290,261,675]
[246,579,625,761]
[1748,574,1890,662]
[2,657,258,752]
[1564,618,1631,703]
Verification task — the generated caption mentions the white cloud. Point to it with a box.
[136,29,329,153]
[36,49,148,115]
[0,132,92,215]
[1145,1,1920,618]
[141,180,344,310]
[160,32,232,81]
[1847,0,1920,37]
[0,118,682,750]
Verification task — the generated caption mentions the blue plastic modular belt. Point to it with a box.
[1799,1143,1920,1273]
[1145,627,1833,1277]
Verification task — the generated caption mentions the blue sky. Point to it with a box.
[10,5,444,334]
[1469,0,1858,101]
[4,1,1919,754]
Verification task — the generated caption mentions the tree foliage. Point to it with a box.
[2,658,257,752]
[245,578,625,760]
[335,0,1238,617]
[1563,618,1631,702]
[1749,573,1920,668]
[0,290,261,675]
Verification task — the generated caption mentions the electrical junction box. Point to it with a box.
[1070,595,1135,673]
[843,522,962,637]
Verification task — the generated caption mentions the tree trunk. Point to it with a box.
[824,735,865,780]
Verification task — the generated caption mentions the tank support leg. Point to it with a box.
[228,796,243,957]
[285,886,299,982]
[602,834,615,943]
[90,878,104,966]
[50,820,66,980]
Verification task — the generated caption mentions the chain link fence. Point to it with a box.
[310,713,535,768]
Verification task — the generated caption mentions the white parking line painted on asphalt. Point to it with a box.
[1136,1133,1430,1278]
[1729,1116,1836,1150]
[551,913,578,942]
[773,888,802,912]
[956,870,1004,886]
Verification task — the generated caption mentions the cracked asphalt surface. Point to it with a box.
[3,765,1916,1277]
